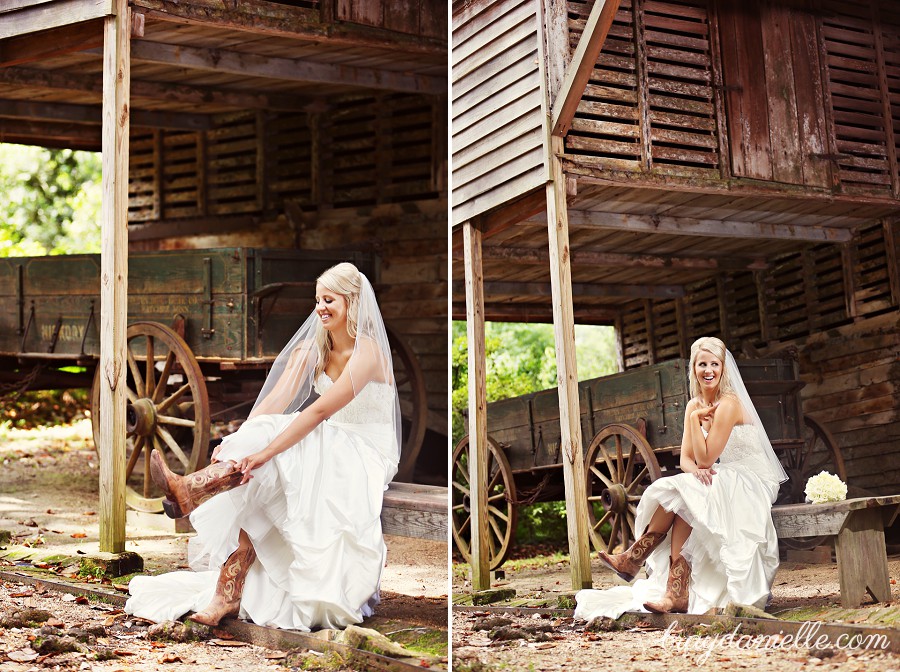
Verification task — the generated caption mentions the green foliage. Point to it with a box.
[451,321,618,445]
[515,501,569,545]
[1,388,91,430]
[0,143,102,257]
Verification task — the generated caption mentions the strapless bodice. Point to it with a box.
[314,374,394,425]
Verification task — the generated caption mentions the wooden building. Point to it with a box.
[452,0,900,589]
[2,0,447,551]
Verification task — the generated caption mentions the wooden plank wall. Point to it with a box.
[560,0,900,199]
[618,219,900,494]
[335,0,447,39]
[451,0,545,225]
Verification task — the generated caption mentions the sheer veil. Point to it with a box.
[246,265,401,470]
[725,349,789,486]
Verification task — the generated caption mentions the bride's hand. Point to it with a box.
[693,402,719,424]
[694,467,717,485]
[238,449,275,484]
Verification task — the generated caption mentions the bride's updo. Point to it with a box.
[314,262,362,378]
[688,336,738,401]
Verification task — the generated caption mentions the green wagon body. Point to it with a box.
[0,247,371,365]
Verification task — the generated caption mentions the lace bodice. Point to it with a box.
[703,423,771,473]
[314,374,394,425]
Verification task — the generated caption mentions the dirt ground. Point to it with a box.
[0,419,449,668]
[452,540,900,670]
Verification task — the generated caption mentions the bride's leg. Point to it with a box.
[597,505,671,582]
[646,505,676,535]
[190,529,256,626]
[670,514,692,558]
[644,515,692,614]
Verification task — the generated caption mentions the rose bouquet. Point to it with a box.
[804,471,848,504]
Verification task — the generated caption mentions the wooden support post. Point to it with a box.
[614,315,625,372]
[835,508,892,608]
[715,275,729,346]
[643,299,656,365]
[196,131,207,216]
[546,134,592,589]
[841,243,858,320]
[463,222,490,592]
[675,297,689,359]
[151,129,163,220]
[99,0,130,554]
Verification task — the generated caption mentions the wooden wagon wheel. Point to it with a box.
[91,322,210,513]
[451,435,518,570]
[386,324,428,482]
[776,414,846,549]
[585,423,662,556]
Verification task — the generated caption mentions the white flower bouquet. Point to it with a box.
[804,471,848,504]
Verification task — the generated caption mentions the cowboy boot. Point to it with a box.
[597,527,667,582]
[643,555,691,613]
[149,449,243,519]
[190,543,257,626]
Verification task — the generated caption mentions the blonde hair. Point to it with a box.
[688,336,738,401]
[314,262,362,379]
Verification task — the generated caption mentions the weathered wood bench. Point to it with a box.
[381,482,447,543]
[771,495,900,608]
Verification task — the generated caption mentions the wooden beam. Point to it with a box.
[550,0,621,136]
[452,280,685,300]
[0,98,210,130]
[131,0,446,55]
[0,18,104,68]
[529,210,855,242]
[0,0,112,40]
[453,244,768,271]
[884,218,900,307]
[841,244,858,320]
[451,301,617,325]
[98,0,129,554]
[463,222,490,592]
[0,66,311,112]
[0,118,101,150]
[545,132,592,590]
[643,300,656,365]
[117,40,446,95]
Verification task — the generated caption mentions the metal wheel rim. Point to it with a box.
[585,423,661,555]
[91,321,210,512]
[451,435,518,570]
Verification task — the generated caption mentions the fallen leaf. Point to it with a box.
[113,584,130,593]
[149,641,167,649]
[209,639,250,647]
[46,618,65,627]
[104,613,126,626]
[159,652,181,663]
[10,590,34,598]
[75,596,89,604]
[71,532,87,539]
[113,650,136,656]
[263,651,288,660]
[83,511,96,516]
[211,628,235,640]
[7,649,39,662]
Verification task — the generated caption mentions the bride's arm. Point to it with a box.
[689,397,740,468]
[679,399,700,474]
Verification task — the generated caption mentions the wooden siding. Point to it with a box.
[558,0,900,201]
[452,0,545,225]
[127,93,443,220]
[618,219,900,494]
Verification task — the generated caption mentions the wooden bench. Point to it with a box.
[771,495,900,608]
[381,482,447,542]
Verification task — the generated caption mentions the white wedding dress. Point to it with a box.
[125,374,399,630]
[575,424,781,620]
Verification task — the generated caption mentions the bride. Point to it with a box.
[124,262,401,630]
[575,337,787,619]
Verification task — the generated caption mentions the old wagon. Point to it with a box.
[452,358,845,570]
[0,247,428,510]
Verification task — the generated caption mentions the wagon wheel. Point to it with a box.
[385,324,428,482]
[452,435,518,570]
[776,415,846,550]
[91,322,210,513]
[585,424,662,556]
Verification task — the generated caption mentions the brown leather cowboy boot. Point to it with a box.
[643,554,691,613]
[190,543,257,626]
[597,527,667,582]
[149,449,243,519]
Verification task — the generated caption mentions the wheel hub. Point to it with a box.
[126,398,157,437]
[601,483,628,513]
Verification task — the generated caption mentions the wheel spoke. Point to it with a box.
[124,436,145,479]
[626,466,650,494]
[623,441,636,486]
[155,426,190,468]
[487,505,509,523]
[145,336,156,398]
[607,515,621,553]
[488,517,505,551]
[157,414,196,429]
[597,445,617,481]
[487,466,503,491]
[126,346,145,396]
[152,351,176,403]
[125,386,139,404]
[614,435,624,483]
[452,504,467,512]
[456,515,471,537]
[144,440,152,498]
[589,464,615,489]
[592,510,611,533]
[452,481,470,496]
[487,492,507,503]
[156,382,191,414]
